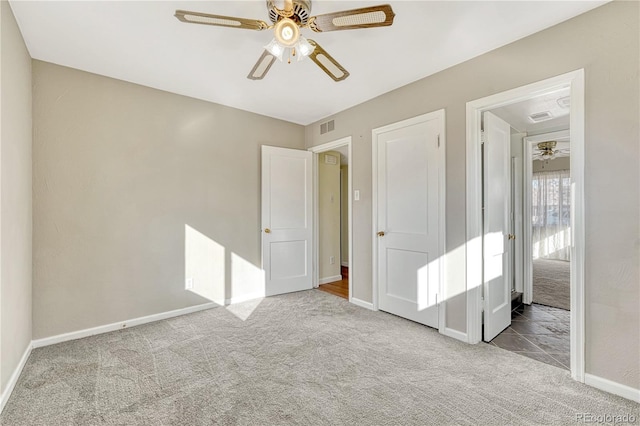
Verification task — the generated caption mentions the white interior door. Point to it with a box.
[375,111,444,329]
[262,146,313,296]
[483,112,512,341]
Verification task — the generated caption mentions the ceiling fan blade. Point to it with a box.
[175,10,268,31]
[309,4,395,32]
[307,40,349,82]
[247,50,277,80]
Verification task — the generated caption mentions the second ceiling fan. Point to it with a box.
[175,1,395,82]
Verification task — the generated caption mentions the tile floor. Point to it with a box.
[488,303,570,370]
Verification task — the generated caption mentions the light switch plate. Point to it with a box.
[354,190,360,201]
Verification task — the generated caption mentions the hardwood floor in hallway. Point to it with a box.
[317,266,349,299]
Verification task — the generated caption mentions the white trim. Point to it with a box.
[466,100,483,345]
[512,151,524,295]
[568,70,586,383]
[309,137,353,302]
[0,343,32,414]
[371,110,446,325]
[465,69,586,381]
[523,139,534,304]
[341,261,349,267]
[523,130,570,305]
[350,297,374,311]
[584,374,640,403]
[436,115,448,337]
[32,302,218,349]
[371,129,379,311]
[441,327,468,343]
[318,275,342,285]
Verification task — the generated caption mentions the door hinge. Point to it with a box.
[437,135,441,147]
[481,130,487,145]
[480,296,485,312]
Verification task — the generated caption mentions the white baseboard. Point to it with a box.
[224,294,265,305]
[350,297,374,310]
[318,275,342,285]
[32,302,219,349]
[341,262,349,267]
[440,326,468,343]
[0,343,32,414]
[584,373,640,403]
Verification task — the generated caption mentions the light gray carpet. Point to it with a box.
[533,258,570,311]
[2,290,636,425]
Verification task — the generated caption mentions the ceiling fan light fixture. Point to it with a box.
[540,151,555,161]
[264,38,285,61]
[175,2,396,82]
[537,141,557,161]
[274,18,300,47]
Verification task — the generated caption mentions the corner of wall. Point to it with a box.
[0,0,34,403]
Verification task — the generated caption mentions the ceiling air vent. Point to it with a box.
[528,111,553,123]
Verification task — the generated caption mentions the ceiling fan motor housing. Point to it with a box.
[268,0,312,25]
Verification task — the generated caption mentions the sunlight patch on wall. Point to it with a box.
[417,258,439,312]
[185,224,225,305]
[231,252,265,302]
[227,252,266,320]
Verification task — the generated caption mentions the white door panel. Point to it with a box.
[375,112,444,329]
[269,155,308,230]
[483,112,512,341]
[385,135,429,236]
[262,146,313,296]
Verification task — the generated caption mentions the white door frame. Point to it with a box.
[309,137,354,302]
[523,129,570,305]
[372,110,447,334]
[465,69,585,382]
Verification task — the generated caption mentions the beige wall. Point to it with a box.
[32,61,305,339]
[305,1,639,389]
[341,165,349,266]
[318,152,341,280]
[533,156,570,173]
[0,0,33,394]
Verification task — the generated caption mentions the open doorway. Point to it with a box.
[484,91,572,370]
[466,70,585,382]
[309,137,353,302]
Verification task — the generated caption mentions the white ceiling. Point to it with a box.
[490,87,571,134]
[9,0,607,125]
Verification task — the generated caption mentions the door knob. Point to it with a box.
[264,228,271,234]
[508,234,515,240]
[377,231,385,237]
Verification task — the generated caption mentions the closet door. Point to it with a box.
[374,110,445,329]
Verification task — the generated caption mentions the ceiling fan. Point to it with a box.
[175,1,395,82]
[533,141,570,161]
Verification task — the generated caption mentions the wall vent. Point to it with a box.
[528,111,553,123]
[320,119,335,135]
[324,154,337,165]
